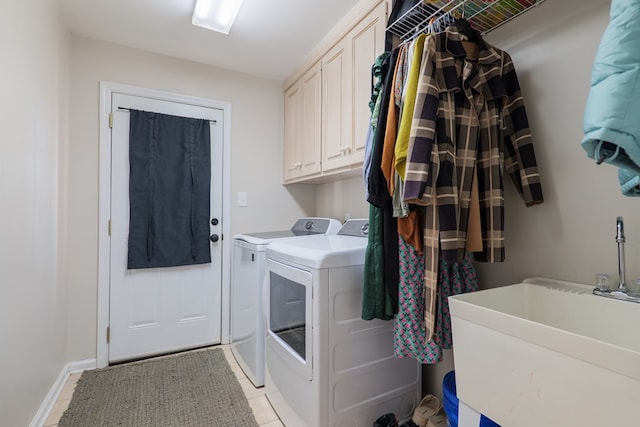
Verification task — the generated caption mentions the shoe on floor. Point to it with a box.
[373,413,398,427]
[412,395,443,427]
[426,414,448,427]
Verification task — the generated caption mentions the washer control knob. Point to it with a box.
[361,223,369,236]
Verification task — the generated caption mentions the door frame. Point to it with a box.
[97,81,232,368]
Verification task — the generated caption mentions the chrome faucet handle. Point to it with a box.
[616,216,625,243]
[615,216,627,292]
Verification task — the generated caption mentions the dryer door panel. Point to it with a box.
[265,258,313,381]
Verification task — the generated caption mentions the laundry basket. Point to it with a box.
[442,371,500,427]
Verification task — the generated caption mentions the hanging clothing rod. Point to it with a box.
[117,107,217,124]
[387,0,546,41]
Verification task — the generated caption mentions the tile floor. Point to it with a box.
[44,345,284,427]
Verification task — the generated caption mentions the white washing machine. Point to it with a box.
[264,219,421,427]
[231,217,341,387]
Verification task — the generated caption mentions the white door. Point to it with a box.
[109,93,223,363]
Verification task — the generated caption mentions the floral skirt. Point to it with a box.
[393,236,479,364]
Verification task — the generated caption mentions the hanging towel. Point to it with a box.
[128,110,211,269]
[581,0,640,196]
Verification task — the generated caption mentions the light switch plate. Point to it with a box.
[237,191,248,207]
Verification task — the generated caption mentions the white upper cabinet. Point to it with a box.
[321,37,352,172]
[322,1,386,174]
[283,0,387,184]
[351,3,387,164]
[283,62,322,182]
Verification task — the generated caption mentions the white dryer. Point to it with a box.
[231,217,341,387]
[264,219,421,427]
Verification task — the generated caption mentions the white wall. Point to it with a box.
[475,0,627,288]
[66,36,315,360]
[0,1,69,426]
[316,176,369,221]
[317,0,625,398]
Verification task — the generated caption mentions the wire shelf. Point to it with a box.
[387,0,546,41]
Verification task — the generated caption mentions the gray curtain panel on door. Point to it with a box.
[127,109,211,269]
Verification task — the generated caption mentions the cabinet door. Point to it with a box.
[283,0,387,182]
[321,38,353,172]
[322,1,386,174]
[350,2,387,161]
[283,64,322,183]
[283,83,302,182]
[299,63,322,178]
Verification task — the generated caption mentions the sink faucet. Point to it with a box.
[616,216,627,292]
[593,216,639,303]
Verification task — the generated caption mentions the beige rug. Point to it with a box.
[58,347,259,427]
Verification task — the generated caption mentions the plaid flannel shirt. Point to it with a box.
[403,28,544,340]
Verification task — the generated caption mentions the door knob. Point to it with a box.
[210,234,219,243]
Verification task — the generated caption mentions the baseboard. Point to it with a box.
[67,358,97,374]
[29,358,97,427]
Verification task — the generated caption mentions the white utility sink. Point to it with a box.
[449,277,640,427]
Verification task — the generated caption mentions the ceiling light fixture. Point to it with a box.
[192,0,244,35]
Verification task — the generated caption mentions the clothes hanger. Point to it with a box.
[432,13,450,34]
[428,16,438,34]
[454,1,478,43]
[441,12,455,30]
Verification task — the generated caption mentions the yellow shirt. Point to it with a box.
[394,33,428,179]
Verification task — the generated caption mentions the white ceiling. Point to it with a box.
[57,0,361,81]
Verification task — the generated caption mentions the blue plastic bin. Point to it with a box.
[442,371,500,427]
